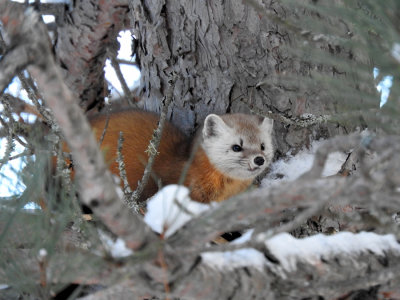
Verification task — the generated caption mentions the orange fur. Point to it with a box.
[88,110,252,203]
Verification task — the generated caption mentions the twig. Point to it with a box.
[108,43,137,108]
[158,248,171,300]
[0,122,15,170]
[37,248,48,287]
[98,102,111,147]
[300,133,362,179]
[0,96,30,148]
[0,24,60,137]
[259,186,341,239]
[116,132,131,195]
[129,75,176,204]
[177,138,201,186]
[117,58,139,67]
[0,42,35,95]
[21,72,61,134]
[116,131,146,214]
[0,149,33,164]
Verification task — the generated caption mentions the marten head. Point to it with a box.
[202,113,274,180]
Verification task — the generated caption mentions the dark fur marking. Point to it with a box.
[206,118,217,137]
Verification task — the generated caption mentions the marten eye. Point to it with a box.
[232,144,242,152]
[261,143,265,151]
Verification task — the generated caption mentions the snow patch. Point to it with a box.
[265,232,400,272]
[42,15,55,24]
[98,230,134,258]
[263,139,347,188]
[201,248,266,271]
[144,185,210,238]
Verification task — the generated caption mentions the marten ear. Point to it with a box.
[203,114,229,138]
[260,117,274,134]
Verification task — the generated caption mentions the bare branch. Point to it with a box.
[116,131,146,214]
[129,76,176,204]
[107,40,137,108]
[75,232,400,300]
[0,1,157,250]
[0,95,30,148]
[0,120,15,170]
[0,149,32,165]
[0,43,34,95]
[300,132,362,179]
[117,58,139,67]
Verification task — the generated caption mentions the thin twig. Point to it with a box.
[300,133,362,179]
[116,131,146,214]
[117,58,139,67]
[129,76,176,205]
[0,124,15,170]
[177,138,201,186]
[0,149,33,164]
[0,96,30,148]
[98,102,111,147]
[22,73,60,133]
[0,30,60,135]
[108,42,137,108]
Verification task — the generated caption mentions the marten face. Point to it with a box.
[202,113,274,180]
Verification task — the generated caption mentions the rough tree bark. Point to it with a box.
[54,0,130,110]
[131,0,354,154]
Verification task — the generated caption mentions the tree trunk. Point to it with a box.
[55,0,130,111]
[132,0,350,154]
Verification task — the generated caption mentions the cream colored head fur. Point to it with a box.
[202,113,274,180]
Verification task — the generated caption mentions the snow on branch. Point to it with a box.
[201,231,400,272]
[265,231,400,272]
[182,231,400,300]
[144,185,210,238]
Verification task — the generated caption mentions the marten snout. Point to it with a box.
[254,156,265,166]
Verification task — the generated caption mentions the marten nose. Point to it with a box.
[254,156,265,166]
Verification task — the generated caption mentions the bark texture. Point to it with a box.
[55,0,130,110]
[131,0,348,154]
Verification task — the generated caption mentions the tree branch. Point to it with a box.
[0,1,157,250]
[169,134,400,251]
[129,77,175,205]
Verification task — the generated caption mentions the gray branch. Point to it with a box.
[129,77,175,204]
[0,1,157,250]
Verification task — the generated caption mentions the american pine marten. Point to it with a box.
[88,110,274,203]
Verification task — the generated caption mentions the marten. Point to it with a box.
[86,110,274,203]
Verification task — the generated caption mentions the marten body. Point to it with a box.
[89,110,274,203]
